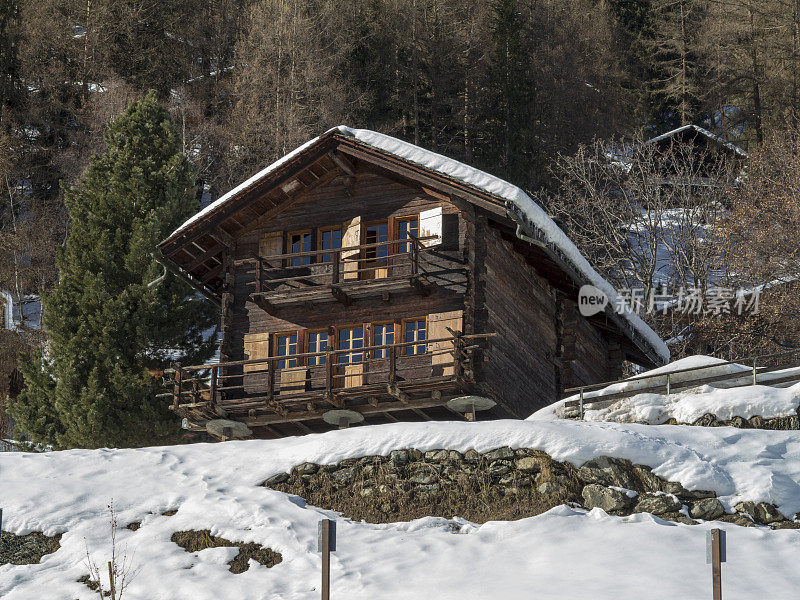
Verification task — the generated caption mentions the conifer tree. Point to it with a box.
[10,91,217,449]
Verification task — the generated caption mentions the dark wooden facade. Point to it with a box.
[158,129,666,438]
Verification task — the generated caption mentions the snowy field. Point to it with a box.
[2,419,800,599]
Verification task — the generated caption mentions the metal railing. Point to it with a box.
[164,332,494,413]
[564,347,800,419]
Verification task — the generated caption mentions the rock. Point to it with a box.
[379,502,396,513]
[676,488,716,501]
[515,457,542,473]
[448,450,463,461]
[484,447,515,461]
[464,449,481,463]
[771,520,800,530]
[689,498,725,520]
[733,501,756,518]
[264,472,290,486]
[729,416,750,429]
[488,461,511,476]
[754,502,784,524]
[295,462,318,475]
[788,415,800,430]
[498,474,516,485]
[389,450,410,466]
[659,512,698,525]
[717,513,754,527]
[633,465,662,493]
[579,456,640,491]
[537,481,563,495]
[359,487,373,497]
[409,472,437,485]
[693,413,718,427]
[331,467,356,485]
[514,448,534,457]
[661,481,685,496]
[414,483,441,495]
[634,494,681,515]
[424,449,450,462]
[516,475,533,487]
[748,415,764,428]
[408,449,424,461]
[581,484,635,513]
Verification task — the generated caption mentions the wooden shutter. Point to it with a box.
[420,207,443,247]
[280,366,308,394]
[259,232,284,267]
[243,332,270,373]
[341,216,361,280]
[428,310,463,376]
[343,363,363,388]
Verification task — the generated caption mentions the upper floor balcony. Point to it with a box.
[237,235,445,311]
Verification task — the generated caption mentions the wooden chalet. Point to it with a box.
[157,127,668,439]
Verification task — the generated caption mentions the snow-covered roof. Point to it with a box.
[644,124,748,158]
[167,126,669,364]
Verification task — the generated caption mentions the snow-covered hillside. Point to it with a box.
[2,419,800,599]
[540,355,800,425]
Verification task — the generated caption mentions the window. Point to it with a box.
[318,227,342,263]
[364,221,389,262]
[337,326,364,364]
[405,319,427,355]
[396,215,419,253]
[307,330,329,366]
[372,323,395,358]
[288,230,312,266]
[275,333,298,369]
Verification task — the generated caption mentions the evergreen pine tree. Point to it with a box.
[9,91,217,449]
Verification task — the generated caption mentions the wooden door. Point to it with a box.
[259,231,284,265]
[428,310,463,377]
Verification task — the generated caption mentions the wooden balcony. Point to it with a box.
[238,236,439,312]
[165,332,495,436]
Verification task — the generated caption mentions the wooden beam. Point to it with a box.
[187,243,224,271]
[386,383,410,404]
[201,263,223,283]
[331,286,352,306]
[235,164,342,238]
[244,394,450,427]
[209,227,234,249]
[328,150,355,175]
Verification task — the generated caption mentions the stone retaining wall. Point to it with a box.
[266,447,800,529]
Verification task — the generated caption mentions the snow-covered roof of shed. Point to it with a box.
[644,124,748,158]
[168,126,669,364]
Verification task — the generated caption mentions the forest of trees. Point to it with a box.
[5,0,800,315]
[4,0,800,446]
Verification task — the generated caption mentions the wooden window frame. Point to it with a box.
[306,328,330,366]
[394,214,420,254]
[371,321,396,359]
[403,317,427,356]
[287,229,313,266]
[317,226,342,263]
[273,330,300,369]
[336,324,366,364]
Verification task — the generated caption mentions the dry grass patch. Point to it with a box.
[0,531,62,565]
[170,530,282,574]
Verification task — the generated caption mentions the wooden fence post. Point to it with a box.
[209,365,218,409]
[388,346,397,386]
[173,363,182,410]
[332,250,340,285]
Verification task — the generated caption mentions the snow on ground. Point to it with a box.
[2,420,800,599]
[534,355,800,425]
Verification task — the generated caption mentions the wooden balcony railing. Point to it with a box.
[237,235,441,304]
[164,332,495,418]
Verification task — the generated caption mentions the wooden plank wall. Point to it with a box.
[480,224,560,416]
[228,170,467,368]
